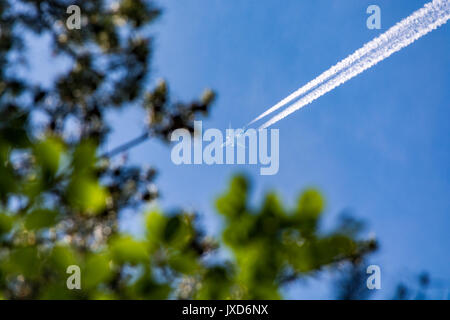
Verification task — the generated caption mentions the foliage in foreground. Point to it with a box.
[0,0,376,299]
[0,167,376,299]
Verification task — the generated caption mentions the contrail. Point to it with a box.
[251,0,450,129]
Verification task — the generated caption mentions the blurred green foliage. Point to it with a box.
[0,0,376,299]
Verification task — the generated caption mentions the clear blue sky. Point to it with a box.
[28,0,449,299]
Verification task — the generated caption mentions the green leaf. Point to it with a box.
[195,266,232,299]
[0,213,13,235]
[168,252,199,274]
[110,235,149,265]
[145,210,166,251]
[83,253,113,290]
[164,215,195,249]
[67,176,108,215]
[34,137,65,176]
[25,209,58,230]
[8,247,41,279]
[216,175,248,218]
[49,246,78,271]
[164,215,181,242]
[72,140,97,173]
[296,189,324,218]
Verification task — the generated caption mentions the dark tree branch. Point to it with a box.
[101,131,151,159]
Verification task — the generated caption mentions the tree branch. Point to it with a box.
[100,131,151,159]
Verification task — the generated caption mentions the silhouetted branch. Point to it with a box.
[101,131,151,158]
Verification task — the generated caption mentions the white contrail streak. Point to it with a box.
[252,0,450,129]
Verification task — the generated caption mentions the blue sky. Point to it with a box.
[27,0,449,299]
